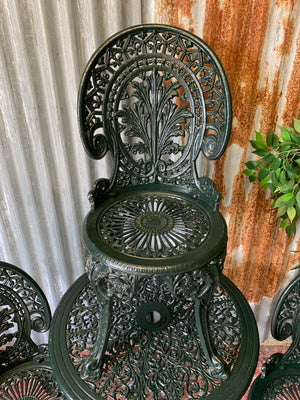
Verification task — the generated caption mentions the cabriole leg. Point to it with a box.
[80,296,112,381]
[82,255,137,381]
[171,252,228,380]
[194,287,228,380]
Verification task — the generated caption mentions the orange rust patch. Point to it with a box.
[154,0,195,31]
[154,0,300,303]
[281,28,300,123]
[204,0,300,303]
[275,14,295,57]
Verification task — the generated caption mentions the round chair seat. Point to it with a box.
[0,360,65,399]
[248,366,300,399]
[49,273,259,400]
[83,187,227,275]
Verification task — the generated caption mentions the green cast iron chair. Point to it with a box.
[0,261,65,399]
[49,24,259,399]
[248,274,300,399]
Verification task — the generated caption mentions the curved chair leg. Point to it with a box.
[171,259,229,380]
[81,256,137,381]
[80,296,112,381]
[194,291,228,380]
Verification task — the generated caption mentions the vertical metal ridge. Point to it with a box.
[0,1,74,307]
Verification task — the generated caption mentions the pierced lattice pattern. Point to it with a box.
[99,194,209,258]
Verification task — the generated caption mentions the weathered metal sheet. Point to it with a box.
[155,0,300,311]
[0,0,299,341]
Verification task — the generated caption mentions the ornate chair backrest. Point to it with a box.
[78,24,231,209]
[271,273,300,364]
[248,274,300,399]
[0,262,51,374]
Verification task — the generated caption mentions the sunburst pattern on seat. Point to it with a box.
[99,193,209,258]
[0,367,64,400]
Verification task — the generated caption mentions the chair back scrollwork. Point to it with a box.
[78,24,231,208]
[0,262,51,374]
[248,274,300,399]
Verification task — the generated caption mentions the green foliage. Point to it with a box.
[243,117,300,237]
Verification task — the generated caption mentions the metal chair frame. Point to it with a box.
[0,261,65,399]
[49,24,259,400]
[248,274,300,399]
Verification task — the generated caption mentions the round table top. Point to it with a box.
[49,273,259,400]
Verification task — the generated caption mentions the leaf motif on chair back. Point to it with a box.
[78,25,231,208]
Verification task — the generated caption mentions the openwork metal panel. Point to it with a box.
[0,0,299,341]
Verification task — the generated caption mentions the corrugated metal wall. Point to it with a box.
[0,0,299,342]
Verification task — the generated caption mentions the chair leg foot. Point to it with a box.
[80,297,112,381]
[194,295,229,380]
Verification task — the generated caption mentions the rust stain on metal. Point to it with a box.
[281,30,300,123]
[212,0,300,303]
[155,0,300,303]
[155,0,195,32]
[202,0,283,303]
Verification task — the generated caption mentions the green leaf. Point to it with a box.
[268,182,275,192]
[274,192,294,207]
[286,220,296,237]
[266,131,276,147]
[260,175,269,188]
[278,193,295,202]
[296,191,300,207]
[279,170,286,185]
[271,158,281,170]
[266,131,273,147]
[286,225,292,237]
[287,206,296,222]
[249,139,258,150]
[279,126,291,142]
[245,160,261,170]
[249,174,256,182]
[262,153,275,163]
[243,169,254,176]
[285,162,298,180]
[254,131,267,149]
[271,171,278,188]
[279,219,288,228]
[279,144,292,152]
[275,168,281,178]
[276,204,288,217]
[258,168,269,181]
[280,180,295,193]
[294,118,300,133]
[253,149,270,158]
[290,130,300,144]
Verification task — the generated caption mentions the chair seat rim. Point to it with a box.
[83,186,227,275]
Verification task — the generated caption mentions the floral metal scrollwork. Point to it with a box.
[0,263,51,374]
[98,193,210,258]
[65,273,241,398]
[272,275,300,342]
[82,250,228,382]
[79,25,231,203]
